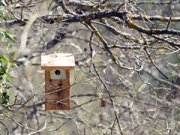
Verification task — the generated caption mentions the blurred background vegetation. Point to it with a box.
[0,0,180,135]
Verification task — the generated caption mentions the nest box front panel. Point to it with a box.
[45,70,70,110]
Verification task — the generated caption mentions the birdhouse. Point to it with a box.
[41,53,75,110]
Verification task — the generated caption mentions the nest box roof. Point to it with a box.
[41,53,75,70]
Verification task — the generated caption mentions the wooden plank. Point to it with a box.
[59,70,70,110]
[45,70,70,110]
[41,53,75,70]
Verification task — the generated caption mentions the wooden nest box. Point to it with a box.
[41,53,75,110]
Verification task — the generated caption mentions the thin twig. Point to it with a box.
[88,30,124,135]
[166,17,172,29]
[0,121,9,135]
[144,48,168,79]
